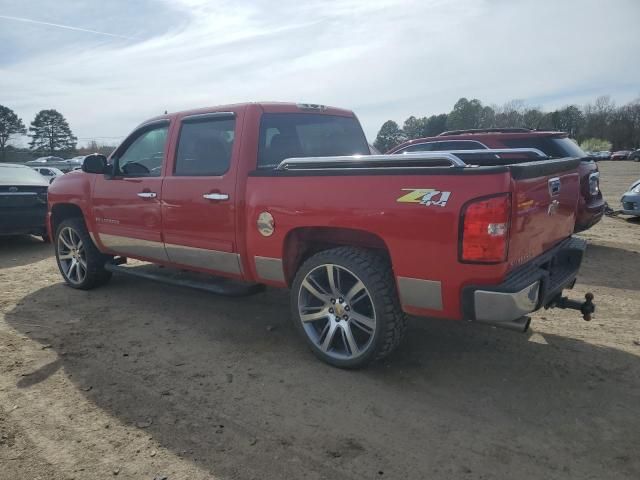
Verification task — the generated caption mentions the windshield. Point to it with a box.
[257,113,369,169]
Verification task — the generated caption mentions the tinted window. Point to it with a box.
[116,125,168,177]
[175,118,235,176]
[502,137,586,158]
[398,140,486,153]
[257,113,369,168]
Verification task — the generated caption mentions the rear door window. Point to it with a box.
[175,117,235,176]
[257,113,369,168]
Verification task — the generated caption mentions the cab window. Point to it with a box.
[115,125,169,177]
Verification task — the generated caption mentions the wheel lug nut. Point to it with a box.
[345,306,350,311]
[338,298,344,303]
[331,298,336,304]
[329,308,334,313]
[343,315,349,320]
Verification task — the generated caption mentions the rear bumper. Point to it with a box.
[462,237,586,323]
[574,197,605,232]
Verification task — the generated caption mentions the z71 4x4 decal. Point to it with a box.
[396,188,451,207]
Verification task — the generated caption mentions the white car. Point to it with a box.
[31,166,65,184]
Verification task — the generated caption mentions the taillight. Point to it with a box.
[460,193,511,263]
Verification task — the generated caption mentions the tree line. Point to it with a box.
[0,105,85,161]
[373,95,640,153]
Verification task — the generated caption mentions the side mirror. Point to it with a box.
[82,154,108,174]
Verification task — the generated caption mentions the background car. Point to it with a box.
[0,163,50,241]
[621,179,640,216]
[629,149,640,161]
[595,151,611,160]
[610,150,631,160]
[387,128,605,232]
[25,155,73,172]
[31,166,65,183]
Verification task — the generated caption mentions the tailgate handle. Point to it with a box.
[548,177,561,197]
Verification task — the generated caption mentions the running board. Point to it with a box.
[104,262,265,297]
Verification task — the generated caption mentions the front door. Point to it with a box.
[92,120,170,261]
[161,112,240,276]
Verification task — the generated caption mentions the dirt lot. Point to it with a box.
[1,161,639,480]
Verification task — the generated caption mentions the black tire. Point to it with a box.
[55,217,112,289]
[290,247,407,368]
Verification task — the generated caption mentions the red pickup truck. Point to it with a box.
[48,102,593,368]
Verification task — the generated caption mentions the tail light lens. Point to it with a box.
[460,194,511,263]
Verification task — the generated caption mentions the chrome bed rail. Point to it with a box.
[275,148,548,171]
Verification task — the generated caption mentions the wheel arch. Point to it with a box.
[282,227,391,286]
[51,203,85,236]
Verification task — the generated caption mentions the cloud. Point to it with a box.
[0,15,137,40]
[0,0,639,145]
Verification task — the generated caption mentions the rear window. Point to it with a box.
[501,137,586,158]
[398,140,487,153]
[257,113,369,169]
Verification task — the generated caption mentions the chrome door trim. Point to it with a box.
[396,276,443,311]
[254,256,285,282]
[164,243,241,275]
[100,234,169,261]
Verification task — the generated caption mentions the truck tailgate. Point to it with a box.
[507,158,580,269]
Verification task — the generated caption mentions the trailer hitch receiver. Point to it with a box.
[547,292,595,321]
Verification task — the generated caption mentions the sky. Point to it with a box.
[1,0,639,147]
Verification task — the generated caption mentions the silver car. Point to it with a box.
[621,179,640,216]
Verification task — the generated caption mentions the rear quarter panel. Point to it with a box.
[244,171,513,320]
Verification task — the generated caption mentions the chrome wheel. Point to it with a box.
[57,226,87,285]
[298,264,376,360]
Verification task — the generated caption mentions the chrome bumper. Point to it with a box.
[474,281,540,322]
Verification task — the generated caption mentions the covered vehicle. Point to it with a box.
[0,163,49,240]
[621,179,640,216]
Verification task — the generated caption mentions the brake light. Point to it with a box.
[460,194,511,263]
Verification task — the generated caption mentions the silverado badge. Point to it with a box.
[397,188,451,207]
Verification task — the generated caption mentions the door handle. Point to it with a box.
[137,192,157,198]
[202,193,229,201]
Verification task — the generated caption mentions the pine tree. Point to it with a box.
[29,109,77,154]
[0,105,26,161]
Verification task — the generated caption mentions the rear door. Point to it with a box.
[160,112,241,277]
[92,120,170,261]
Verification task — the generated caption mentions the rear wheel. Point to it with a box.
[291,247,407,368]
[55,218,112,289]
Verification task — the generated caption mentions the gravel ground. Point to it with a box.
[1,160,639,480]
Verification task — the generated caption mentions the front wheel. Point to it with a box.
[290,247,407,368]
[55,218,112,289]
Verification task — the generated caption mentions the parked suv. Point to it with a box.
[388,128,605,232]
